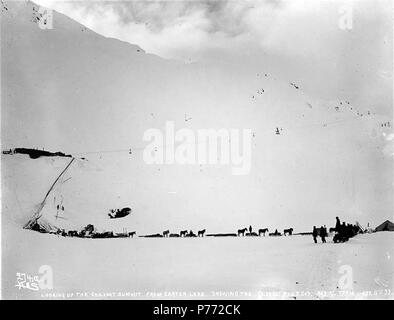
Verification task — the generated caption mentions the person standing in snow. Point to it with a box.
[320,226,327,243]
[312,226,318,243]
[335,217,341,232]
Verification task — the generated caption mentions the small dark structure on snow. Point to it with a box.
[375,220,394,232]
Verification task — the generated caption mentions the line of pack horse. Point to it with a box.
[52,225,295,239]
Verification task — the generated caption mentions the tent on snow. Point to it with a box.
[375,220,394,232]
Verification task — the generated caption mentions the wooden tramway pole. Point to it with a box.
[24,157,75,229]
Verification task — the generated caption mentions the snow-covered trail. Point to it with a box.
[2,228,393,299]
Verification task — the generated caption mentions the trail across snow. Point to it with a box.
[2,228,393,299]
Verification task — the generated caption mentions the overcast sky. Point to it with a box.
[32,0,392,116]
[33,0,391,60]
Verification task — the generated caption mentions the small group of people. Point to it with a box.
[312,225,327,243]
[333,217,361,243]
[313,217,362,244]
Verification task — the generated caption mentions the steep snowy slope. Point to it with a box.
[2,153,131,232]
[1,0,393,234]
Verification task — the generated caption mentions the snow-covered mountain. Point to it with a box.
[1,0,392,234]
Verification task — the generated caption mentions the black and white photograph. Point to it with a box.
[1,0,393,301]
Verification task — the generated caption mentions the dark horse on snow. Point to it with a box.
[237,228,247,236]
[283,228,294,236]
[258,228,269,236]
[180,230,188,237]
[163,230,170,237]
[198,229,206,237]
